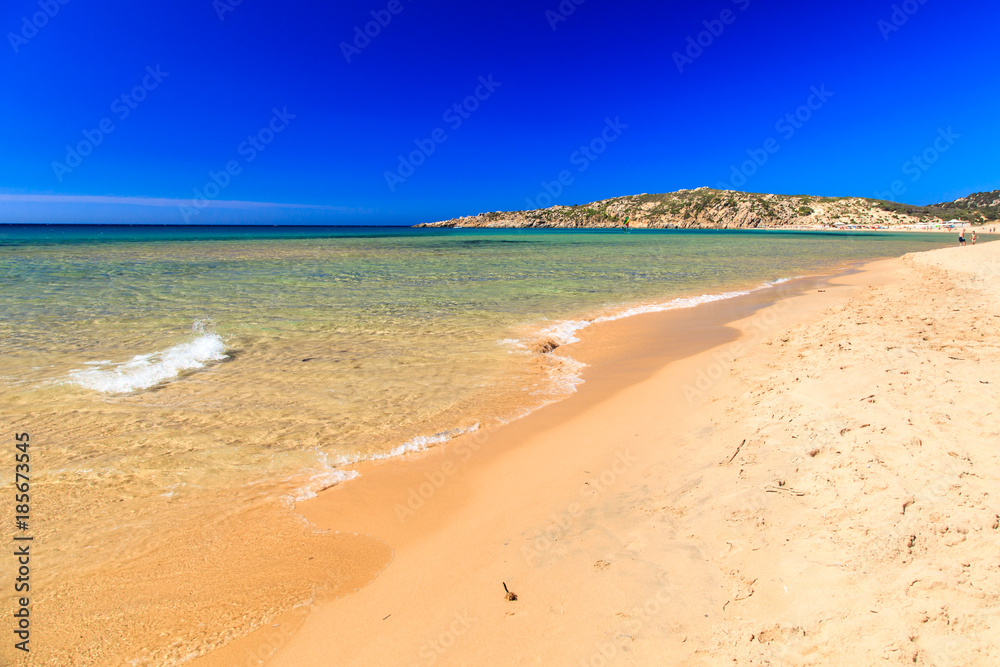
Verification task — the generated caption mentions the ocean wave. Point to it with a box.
[67,331,228,394]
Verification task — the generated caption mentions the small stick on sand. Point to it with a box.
[726,440,747,464]
[765,486,806,496]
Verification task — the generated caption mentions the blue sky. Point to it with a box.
[2,0,998,224]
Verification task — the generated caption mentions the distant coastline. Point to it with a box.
[415,187,1000,230]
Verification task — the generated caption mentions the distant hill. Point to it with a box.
[416,189,1000,229]
[930,190,1000,214]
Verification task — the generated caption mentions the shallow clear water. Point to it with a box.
[0,224,961,503]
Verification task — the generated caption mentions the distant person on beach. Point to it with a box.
[959,228,966,246]
[972,230,977,245]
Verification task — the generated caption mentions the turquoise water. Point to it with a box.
[0,225,959,503]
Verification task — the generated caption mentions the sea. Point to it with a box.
[1,225,960,501]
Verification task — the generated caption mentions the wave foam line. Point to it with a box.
[285,425,482,504]
[68,333,227,394]
[373,423,482,460]
[516,278,799,350]
[327,424,484,469]
[288,278,799,504]
[502,278,800,412]
[287,468,359,504]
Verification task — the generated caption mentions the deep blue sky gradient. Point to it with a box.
[2,0,998,224]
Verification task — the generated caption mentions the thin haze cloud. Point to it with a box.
[0,194,375,225]
[0,194,358,212]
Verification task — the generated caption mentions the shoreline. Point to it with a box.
[199,239,1000,664]
[193,256,900,665]
[418,225,998,234]
[302,274,816,488]
[242,264,860,510]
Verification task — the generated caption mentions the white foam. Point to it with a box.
[538,319,591,346]
[535,353,587,396]
[591,289,751,324]
[316,424,484,473]
[519,278,798,352]
[285,425,482,504]
[372,423,482,461]
[68,332,227,394]
[287,468,359,503]
[505,278,798,404]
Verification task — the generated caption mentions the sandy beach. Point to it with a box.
[9,0,1000,663]
[188,239,1000,666]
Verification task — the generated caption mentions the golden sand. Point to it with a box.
[200,241,1000,665]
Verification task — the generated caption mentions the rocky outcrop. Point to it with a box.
[416,188,999,229]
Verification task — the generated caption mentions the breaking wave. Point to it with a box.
[68,330,227,394]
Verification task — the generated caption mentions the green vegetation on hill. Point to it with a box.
[925,189,1000,222]
[875,196,999,223]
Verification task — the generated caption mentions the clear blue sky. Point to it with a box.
[2,0,998,224]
